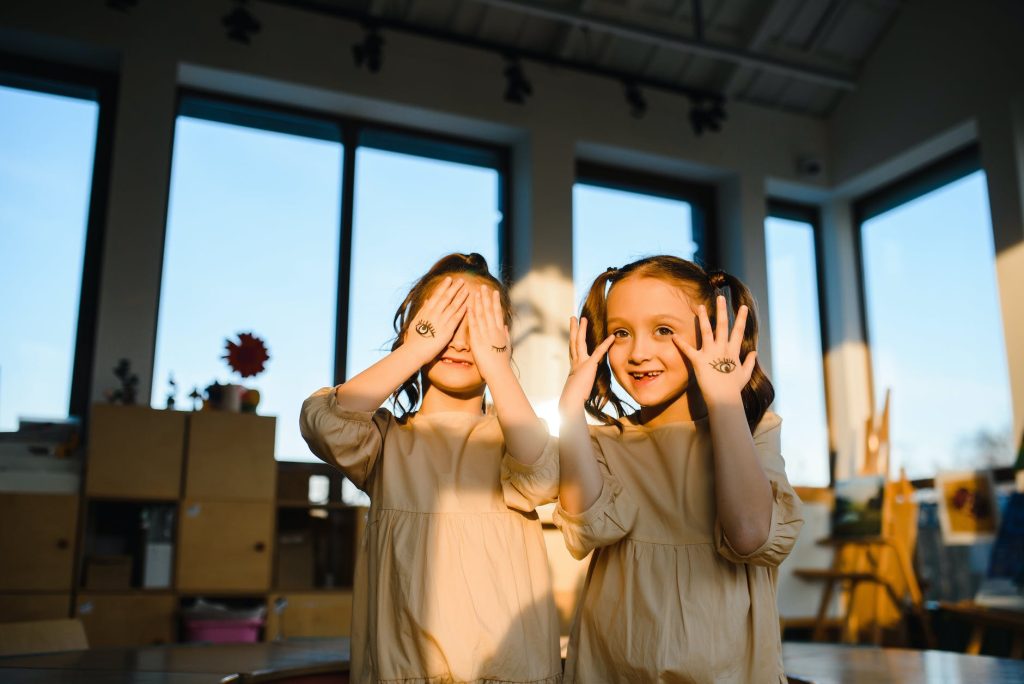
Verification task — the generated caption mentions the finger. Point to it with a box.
[592,334,615,360]
[729,305,748,356]
[490,288,504,330]
[715,295,729,343]
[423,276,453,312]
[482,285,498,333]
[443,286,471,325]
[697,306,714,348]
[672,334,698,361]
[568,316,579,363]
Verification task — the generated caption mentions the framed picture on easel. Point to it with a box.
[935,469,1000,545]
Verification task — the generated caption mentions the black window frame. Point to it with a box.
[0,52,118,424]
[170,89,512,388]
[765,199,836,485]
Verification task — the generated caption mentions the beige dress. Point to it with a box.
[553,412,803,683]
[300,387,562,684]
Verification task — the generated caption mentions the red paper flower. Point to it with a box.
[224,332,270,378]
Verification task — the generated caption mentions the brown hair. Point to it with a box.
[389,252,511,416]
[579,255,774,432]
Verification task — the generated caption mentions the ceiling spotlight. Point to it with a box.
[106,0,139,11]
[688,97,727,136]
[503,55,532,105]
[623,80,647,119]
[353,24,384,73]
[222,0,261,45]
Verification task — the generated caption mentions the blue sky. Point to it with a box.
[1,83,1014,479]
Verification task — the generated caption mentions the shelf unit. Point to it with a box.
[0,404,364,647]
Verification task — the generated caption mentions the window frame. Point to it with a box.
[169,88,511,389]
[575,160,718,268]
[851,144,1016,484]
[0,52,117,423]
[765,199,835,485]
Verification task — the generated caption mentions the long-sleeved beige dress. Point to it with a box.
[300,387,562,684]
[553,412,803,683]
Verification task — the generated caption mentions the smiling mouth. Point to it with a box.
[629,371,662,381]
[441,358,473,367]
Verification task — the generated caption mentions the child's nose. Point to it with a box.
[628,336,652,362]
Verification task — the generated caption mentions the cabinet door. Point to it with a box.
[265,592,352,640]
[176,500,273,591]
[0,494,77,591]
[185,412,276,501]
[86,404,186,499]
[0,593,70,623]
[76,593,176,647]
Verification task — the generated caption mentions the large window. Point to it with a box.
[572,163,711,310]
[346,135,503,380]
[765,205,830,487]
[0,72,105,431]
[858,148,1013,478]
[153,98,507,461]
[152,100,343,462]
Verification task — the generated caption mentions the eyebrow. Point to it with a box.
[607,314,690,327]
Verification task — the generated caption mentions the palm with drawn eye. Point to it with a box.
[402,277,470,363]
[466,284,512,382]
[559,316,615,412]
[672,295,757,404]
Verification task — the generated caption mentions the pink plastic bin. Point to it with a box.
[183,617,263,643]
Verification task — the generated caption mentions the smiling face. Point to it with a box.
[421,274,488,398]
[605,275,701,421]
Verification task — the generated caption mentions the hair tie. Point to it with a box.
[605,266,618,273]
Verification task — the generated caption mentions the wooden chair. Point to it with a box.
[0,618,88,656]
[794,391,935,647]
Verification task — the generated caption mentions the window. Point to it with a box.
[346,133,503,382]
[858,148,1013,478]
[152,98,343,461]
[0,71,105,431]
[153,98,508,461]
[765,205,830,486]
[572,163,711,310]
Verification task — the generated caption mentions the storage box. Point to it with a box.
[183,617,263,643]
[84,555,133,590]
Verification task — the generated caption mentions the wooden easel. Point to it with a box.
[794,391,936,647]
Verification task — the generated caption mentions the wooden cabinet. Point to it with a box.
[185,412,275,501]
[76,593,176,647]
[176,500,274,592]
[86,405,186,499]
[0,594,70,622]
[265,591,352,640]
[0,494,78,591]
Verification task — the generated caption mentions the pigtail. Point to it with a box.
[580,268,631,429]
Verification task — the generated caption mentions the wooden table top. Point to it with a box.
[1,639,1022,683]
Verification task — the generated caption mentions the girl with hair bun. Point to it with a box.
[556,255,803,682]
[300,252,561,684]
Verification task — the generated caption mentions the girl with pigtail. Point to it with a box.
[555,255,804,682]
[300,253,561,684]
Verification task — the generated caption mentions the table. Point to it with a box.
[1,639,1023,683]
[940,600,1024,658]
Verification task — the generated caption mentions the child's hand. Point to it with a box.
[402,277,470,363]
[560,316,614,412]
[673,295,756,406]
[467,284,512,382]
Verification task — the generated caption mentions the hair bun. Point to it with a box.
[707,270,729,289]
[466,252,487,269]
